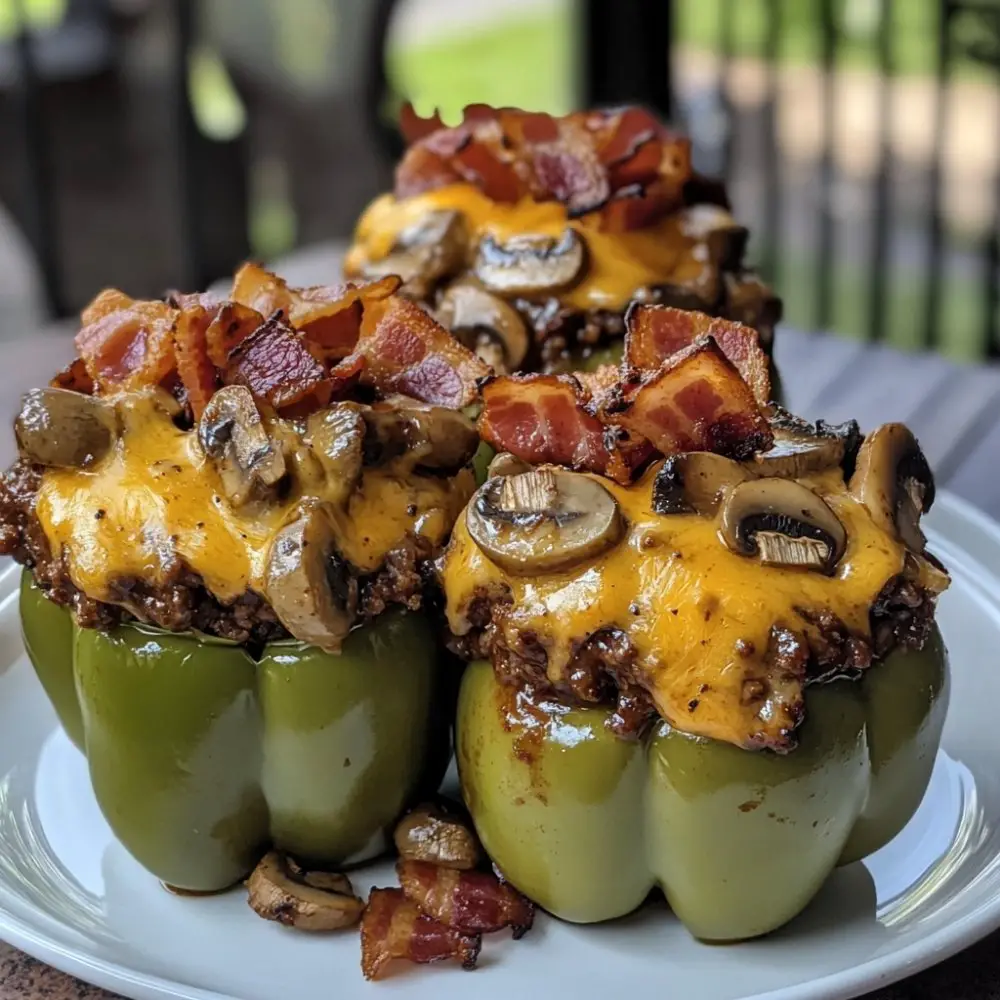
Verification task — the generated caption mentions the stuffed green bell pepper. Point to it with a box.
[442,351,951,942]
[0,267,491,892]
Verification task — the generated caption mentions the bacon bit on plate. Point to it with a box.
[396,860,535,938]
[609,337,773,459]
[76,293,177,392]
[347,297,488,409]
[360,888,481,981]
[625,303,772,404]
[394,105,691,229]
[174,299,222,419]
[224,314,331,412]
[50,358,94,395]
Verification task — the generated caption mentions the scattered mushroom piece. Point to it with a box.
[436,280,530,373]
[247,852,363,931]
[747,410,861,480]
[302,403,367,506]
[394,802,482,870]
[849,423,934,553]
[474,229,586,296]
[487,451,532,479]
[677,204,749,270]
[652,453,751,515]
[362,210,468,298]
[467,467,623,574]
[364,398,479,471]
[264,504,357,652]
[15,388,117,468]
[198,385,286,506]
[718,478,847,574]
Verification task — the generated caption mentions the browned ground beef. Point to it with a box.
[0,458,441,647]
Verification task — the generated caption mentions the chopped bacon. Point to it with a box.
[397,861,534,938]
[400,102,446,146]
[479,374,613,474]
[76,293,177,392]
[224,314,330,412]
[392,105,691,228]
[50,357,94,395]
[625,304,772,403]
[347,297,488,409]
[174,300,222,419]
[609,337,773,459]
[360,888,481,981]
[205,302,266,368]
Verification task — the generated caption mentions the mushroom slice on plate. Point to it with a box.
[361,210,468,297]
[198,385,286,506]
[652,453,751,515]
[467,467,623,574]
[15,388,118,468]
[394,801,482,870]
[474,229,586,296]
[848,423,934,553]
[247,852,363,931]
[264,504,357,652]
[747,410,861,480]
[718,478,847,574]
[437,280,530,373]
[364,397,479,471]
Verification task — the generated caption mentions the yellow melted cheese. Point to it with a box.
[345,184,718,312]
[36,393,475,606]
[443,466,908,748]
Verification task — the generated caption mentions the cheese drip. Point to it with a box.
[345,184,720,313]
[36,392,475,606]
[443,466,908,748]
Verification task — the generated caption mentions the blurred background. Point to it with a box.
[0,0,997,359]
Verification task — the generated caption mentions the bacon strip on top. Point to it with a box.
[347,297,488,409]
[360,888,481,981]
[609,337,773,459]
[396,861,534,938]
[624,303,772,404]
[173,299,222,420]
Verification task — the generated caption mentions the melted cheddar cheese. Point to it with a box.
[345,184,718,313]
[36,392,475,606]
[443,466,908,748]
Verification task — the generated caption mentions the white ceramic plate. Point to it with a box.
[0,493,999,1000]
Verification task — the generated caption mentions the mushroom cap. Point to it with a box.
[15,388,117,468]
[748,409,861,479]
[718,478,847,574]
[394,801,482,870]
[467,467,623,574]
[364,397,479,471]
[436,280,529,372]
[652,453,751,515]
[473,229,586,296]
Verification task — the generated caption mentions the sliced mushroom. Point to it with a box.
[264,504,357,652]
[363,397,479,471]
[487,451,531,479]
[718,478,847,574]
[302,403,367,506]
[849,423,934,553]
[652,453,751,515]
[247,852,363,931]
[198,385,286,506]
[436,280,529,372]
[678,204,749,270]
[467,467,623,574]
[15,388,117,468]
[474,229,586,296]
[747,411,861,480]
[362,210,467,298]
[394,801,481,870]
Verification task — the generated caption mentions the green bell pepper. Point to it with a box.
[21,571,449,892]
[457,627,948,941]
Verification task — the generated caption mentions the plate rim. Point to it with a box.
[1,489,999,1000]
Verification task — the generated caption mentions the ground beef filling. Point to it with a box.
[0,460,440,648]
[447,574,937,742]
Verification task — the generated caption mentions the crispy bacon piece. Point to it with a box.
[524,118,610,217]
[479,373,612,474]
[397,861,534,938]
[205,302,266,368]
[76,292,177,392]
[174,299,222,420]
[224,314,330,412]
[400,102,446,145]
[625,304,772,403]
[360,888,481,981]
[348,297,488,409]
[609,337,773,459]
[50,357,94,395]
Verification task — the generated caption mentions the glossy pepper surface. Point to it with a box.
[21,572,447,891]
[457,627,948,941]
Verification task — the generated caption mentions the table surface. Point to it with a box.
[3,242,1000,999]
